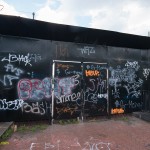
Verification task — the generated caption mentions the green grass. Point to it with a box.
[17,124,48,133]
[1,128,13,140]
[0,123,49,140]
[58,119,79,125]
[113,115,131,123]
[121,116,129,121]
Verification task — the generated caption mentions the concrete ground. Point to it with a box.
[0,115,150,150]
[0,122,13,138]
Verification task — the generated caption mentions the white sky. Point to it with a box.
[0,0,150,36]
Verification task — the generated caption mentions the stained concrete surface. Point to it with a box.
[0,116,150,150]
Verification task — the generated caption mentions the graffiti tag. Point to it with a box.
[143,68,150,80]
[0,99,24,110]
[1,53,42,66]
[85,70,100,77]
[21,101,51,115]
[78,46,95,55]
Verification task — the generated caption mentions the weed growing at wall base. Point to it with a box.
[58,119,79,125]
[17,124,48,133]
[113,114,132,124]
[1,128,13,140]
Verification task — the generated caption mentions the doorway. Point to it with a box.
[52,60,109,119]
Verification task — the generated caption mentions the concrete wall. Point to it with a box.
[0,35,149,121]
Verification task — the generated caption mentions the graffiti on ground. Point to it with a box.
[30,137,111,150]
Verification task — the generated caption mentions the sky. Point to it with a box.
[0,0,150,36]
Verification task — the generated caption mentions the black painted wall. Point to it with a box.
[0,15,150,121]
[0,34,149,121]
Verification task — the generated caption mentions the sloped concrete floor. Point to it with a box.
[133,112,150,122]
[0,122,13,138]
[0,116,150,150]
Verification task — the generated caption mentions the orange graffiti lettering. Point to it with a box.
[85,70,100,77]
[56,64,74,69]
[56,105,78,115]
[111,108,124,114]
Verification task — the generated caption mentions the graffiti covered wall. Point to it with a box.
[0,35,149,121]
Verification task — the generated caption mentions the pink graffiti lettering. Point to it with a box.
[18,78,51,100]
[18,75,79,101]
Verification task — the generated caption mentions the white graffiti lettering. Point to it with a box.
[125,61,140,71]
[82,137,111,150]
[0,75,19,86]
[0,64,24,86]
[97,93,108,99]
[115,100,143,110]
[29,54,42,63]
[78,46,95,55]
[112,89,120,99]
[123,79,143,98]
[84,77,107,104]
[22,101,51,115]
[110,66,137,83]
[86,64,107,70]
[65,69,82,76]
[56,92,81,105]
[1,53,32,66]
[0,99,24,110]
[1,53,42,66]
[56,68,60,75]
[30,143,40,150]
[109,61,143,100]
[29,137,111,150]
[143,68,150,80]
[4,64,24,76]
